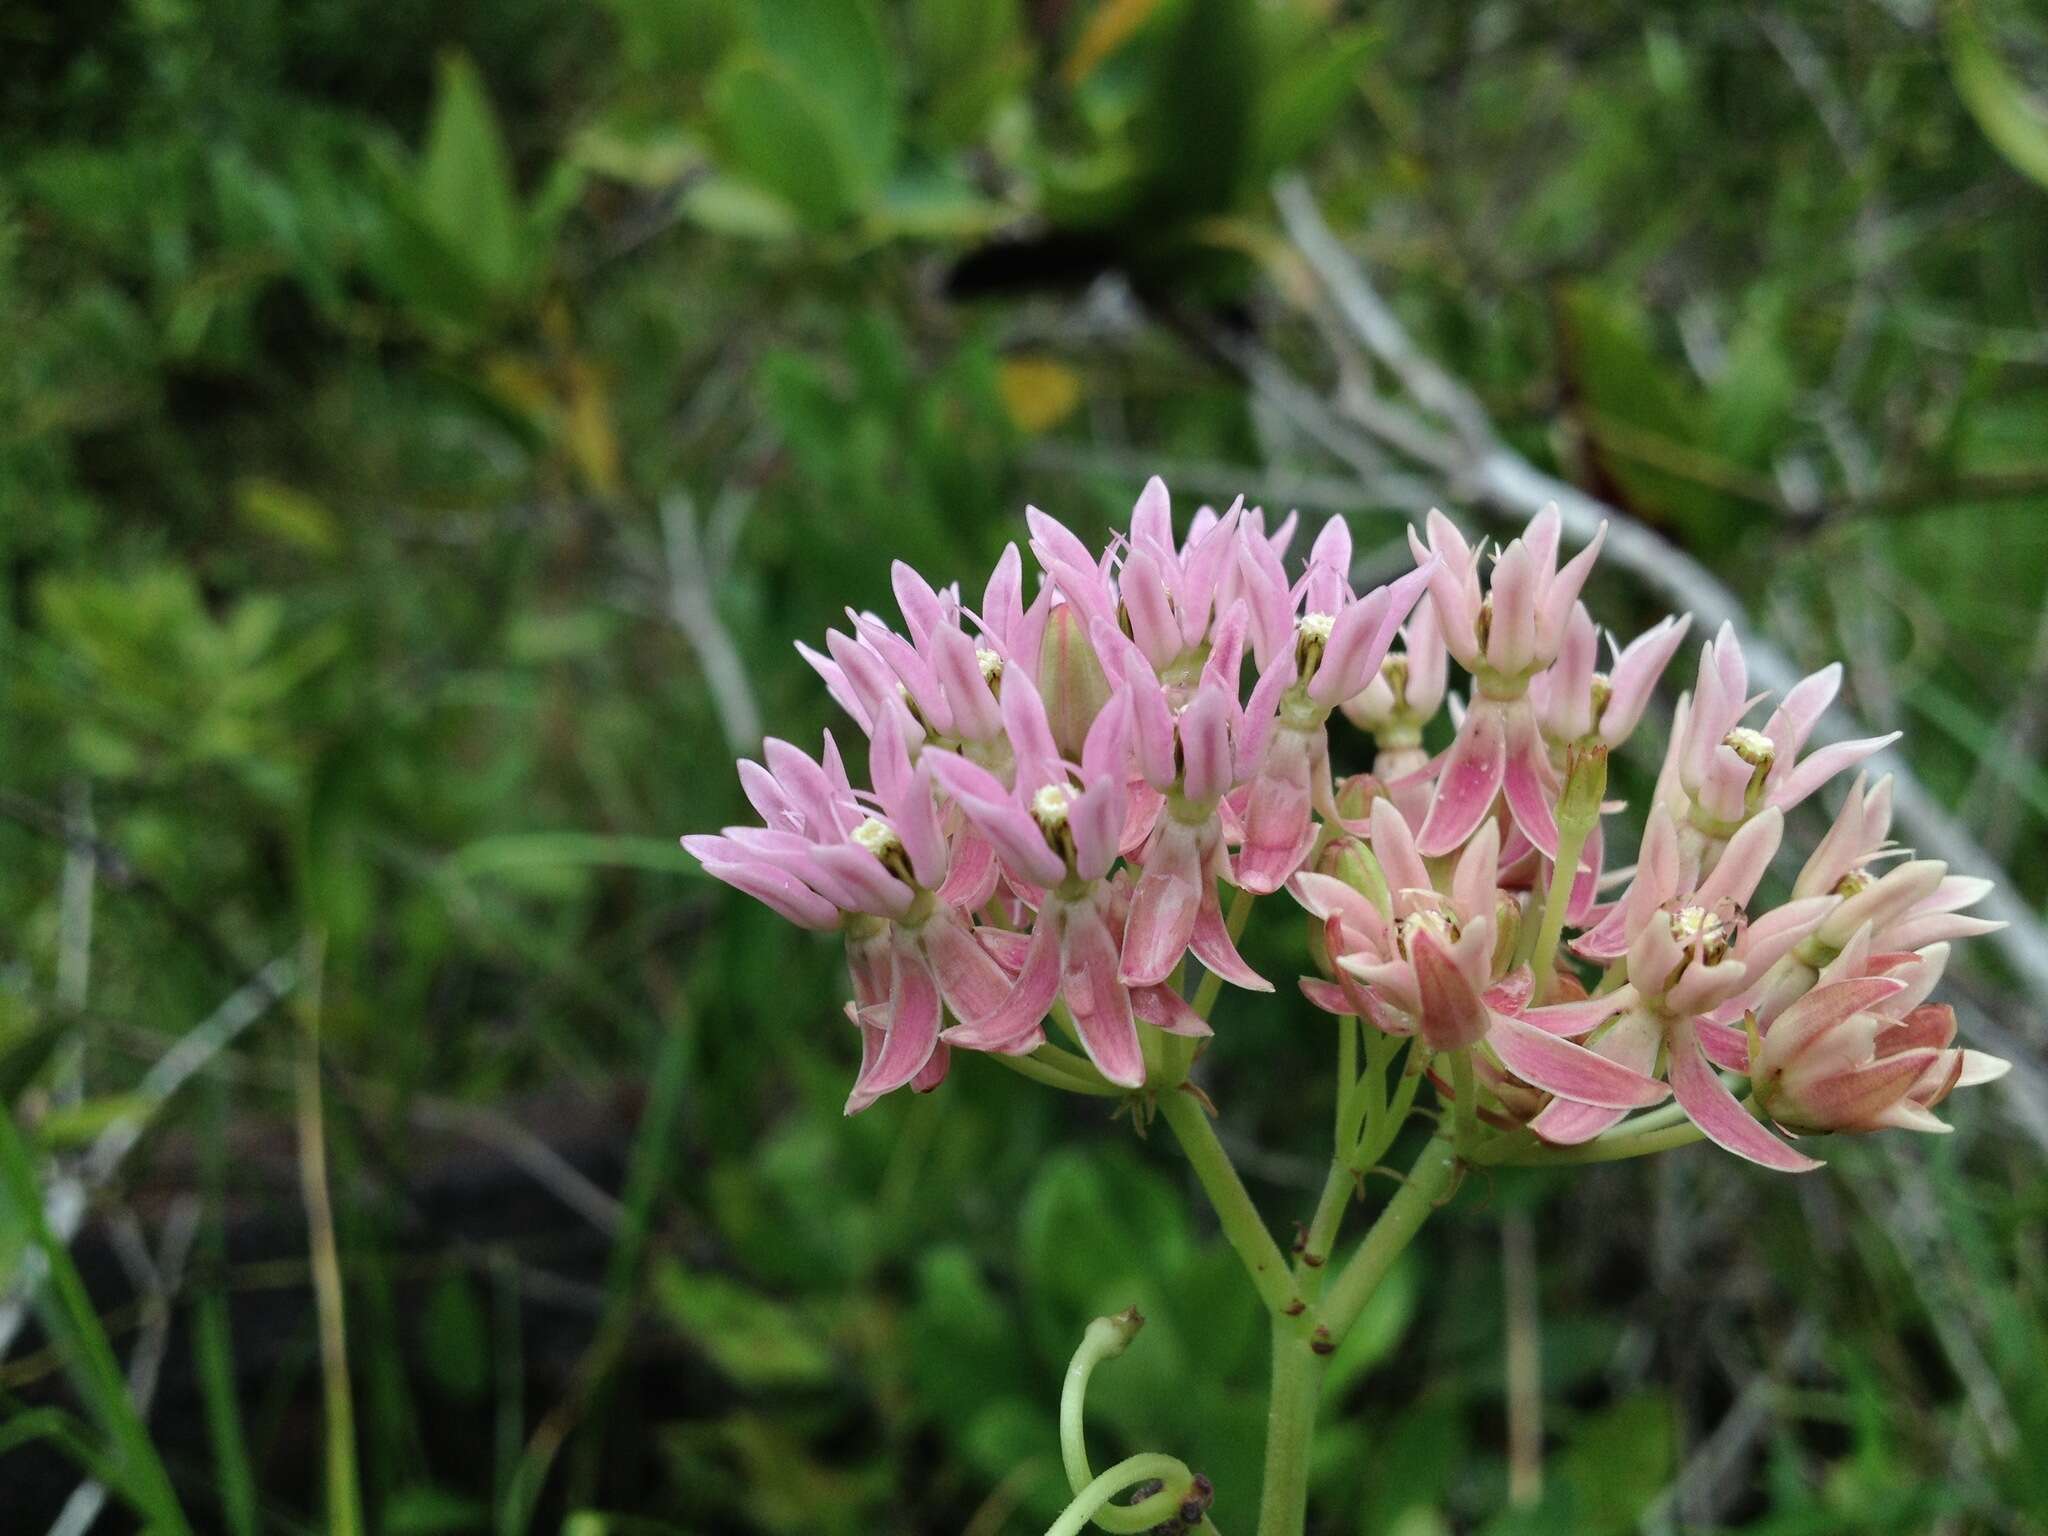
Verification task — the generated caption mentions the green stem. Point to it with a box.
[1449,1049,1478,1157]
[1255,1321,1327,1536]
[1191,885,1255,1020]
[1321,1129,1460,1343]
[1297,1163,1352,1298]
[1060,1312,1170,1533]
[1476,1118,1706,1166]
[1530,820,1593,1006]
[993,1044,1124,1097]
[1158,1087,1300,1318]
[1045,1454,1196,1536]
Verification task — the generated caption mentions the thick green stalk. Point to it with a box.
[1256,1320,1328,1536]
[1321,1130,1460,1342]
[1158,1087,1300,1317]
[1533,746,1606,1004]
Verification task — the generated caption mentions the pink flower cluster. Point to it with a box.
[686,484,2007,1165]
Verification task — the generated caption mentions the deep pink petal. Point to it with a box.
[1061,905,1145,1087]
[1501,706,1560,858]
[1190,883,1272,991]
[1121,823,1203,986]
[945,906,1063,1050]
[1416,700,1508,857]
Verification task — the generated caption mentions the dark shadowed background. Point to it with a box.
[3,1,2047,1533]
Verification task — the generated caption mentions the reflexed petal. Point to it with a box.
[1062,905,1145,1087]
[1416,699,1508,856]
[1490,1012,1667,1108]
[1670,1025,1821,1171]
[946,906,1064,1050]
[1411,927,1491,1051]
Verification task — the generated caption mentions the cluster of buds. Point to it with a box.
[686,483,2007,1166]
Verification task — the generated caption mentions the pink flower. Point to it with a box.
[1109,620,1270,992]
[1408,506,1607,858]
[799,548,1045,758]
[927,672,1153,1086]
[1530,605,1691,751]
[1231,516,1436,892]
[684,713,1013,1112]
[1535,807,1836,1168]
[1660,624,1899,848]
[1751,946,2009,1136]
[1289,799,1666,1112]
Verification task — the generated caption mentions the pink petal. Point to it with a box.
[1501,707,1560,858]
[1694,807,1783,910]
[1130,475,1174,556]
[1670,1024,1821,1171]
[923,907,1016,1027]
[1416,700,1508,857]
[945,906,1063,1050]
[1519,984,1638,1037]
[932,624,1003,741]
[1769,733,1902,813]
[848,938,943,1104]
[1132,983,1213,1038]
[1061,905,1145,1087]
[1492,1011,1668,1107]
[1121,822,1203,986]
[1411,927,1491,1050]
[1190,883,1272,991]
[891,560,947,648]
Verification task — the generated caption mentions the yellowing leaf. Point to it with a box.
[1065,0,1162,85]
[235,478,339,554]
[562,359,621,495]
[998,356,1082,433]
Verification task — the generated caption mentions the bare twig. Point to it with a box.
[0,954,298,1361]
[1268,176,2048,1034]
[661,488,763,754]
[45,1199,199,1536]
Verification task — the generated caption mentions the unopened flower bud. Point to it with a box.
[1318,837,1391,920]
[1491,890,1522,975]
[1559,743,1608,834]
[1038,604,1112,758]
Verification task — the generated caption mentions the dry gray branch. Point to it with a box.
[1269,175,2048,1036]
[0,954,297,1361]
[661,487,764,755]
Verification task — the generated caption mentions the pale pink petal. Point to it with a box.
[891,560,947,647]
[1491,1012,1667,1108]
[1179,686,1235,803]
[1519,984,1638,1037]
[1694,807,1783,910]
[1130,475,1173,556]
[1132,982,1213,1038]
[1769,733,1902,813]
[1670,1024,1822,1171]
[932,624,1003,741]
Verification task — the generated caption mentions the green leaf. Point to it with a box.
[448,832,703,882]
[1257,25,1381,174]
[421,1273,490,1400]
[1555,1394,1674,1530]
[382,1485,489,1535]
[418,53,526,294]
[653,1262,838,1388]
[1136,0,1258,221]
[746,0,898,196]
[707,55,867,227]
[909,0,1029,147]
[1948,4,2048,191]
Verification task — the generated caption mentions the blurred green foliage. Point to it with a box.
[3,1,2047,1533]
